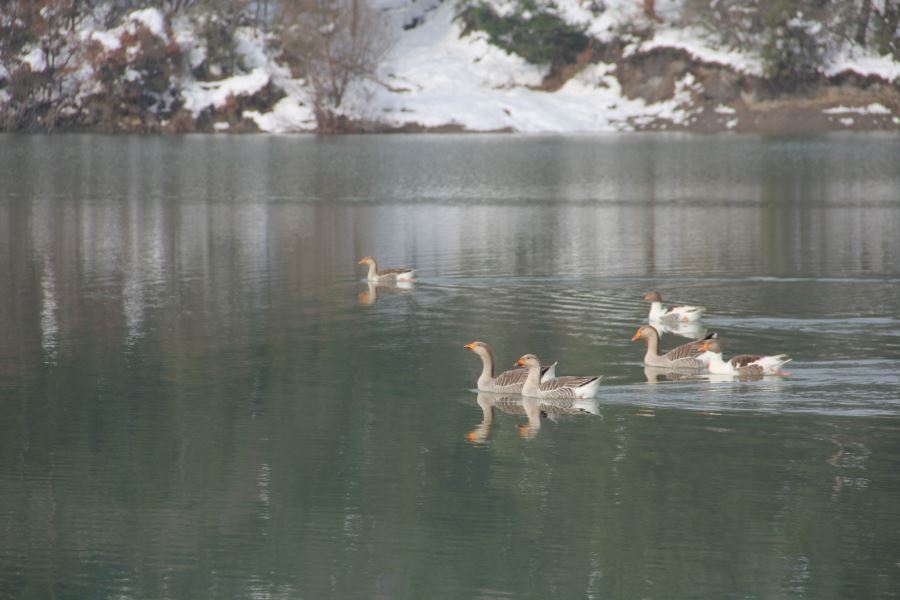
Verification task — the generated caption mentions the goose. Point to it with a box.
[515,354,601,399]
[465,341,557,393]
[358,256,415,283]
[697,339,791,376]
[644,291,705,322]
[631,324,714,369]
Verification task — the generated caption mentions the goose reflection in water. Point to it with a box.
[703,372,792,386]
[519,394,601,439]
[465,393,525,444]
[643,365,708,383]
[357,280,414,305]
[466,392,600,443]
[651,318,709,341]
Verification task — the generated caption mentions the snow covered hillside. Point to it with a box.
[1,0,898,133]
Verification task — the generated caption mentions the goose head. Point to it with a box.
[357,256,375,266]
[514,354,541,369]
[643,291,662,302]
[464,341,491,358]
[631,324,659,342]
[698,339,722,354]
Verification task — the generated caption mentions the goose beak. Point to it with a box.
[514,357,525,367]
[357,258,366,265]
[631,331,642,342]
[698,342,709,351]
[642,293,652,301]
[464,342,476,350]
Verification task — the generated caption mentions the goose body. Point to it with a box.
[644,291,705,323]
[516,354,601,399]
[631,324,713,369]
[697,339,791,376]
[465,342,556,393]
[358,256,415,283]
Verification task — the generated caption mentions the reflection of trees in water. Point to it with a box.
[2,138,900,598]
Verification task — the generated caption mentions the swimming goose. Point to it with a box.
[358,256,415,282]
[465,342,557,393]
[631,324,713,369]
[515,354,601,399]
[644,291,705,322]
[697,339,791,376]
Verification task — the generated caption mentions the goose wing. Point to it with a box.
[730,354,763,368]
[663,337,709,362]
[539,376,599,399]
[377,267,415,277]
[491,368,528,388]
[736,364,765,376]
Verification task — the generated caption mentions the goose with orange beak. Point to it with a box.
[631,324,712,369]
[464,341,557,393]
[697,339,791,376]
[358,256,415,283]
[514,354,601,399]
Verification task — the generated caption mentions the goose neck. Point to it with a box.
[522,363,542,396]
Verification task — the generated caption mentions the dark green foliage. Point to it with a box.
[459,1,590,68]
[195,14,242,80]
[871,1,900,60]
[683,0,900,89]
[759,2,824,89]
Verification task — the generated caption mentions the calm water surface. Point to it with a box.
[1,134,899,599]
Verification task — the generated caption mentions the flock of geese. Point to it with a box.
[359,256,793,403]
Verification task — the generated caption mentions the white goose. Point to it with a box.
[644,291,705,323]
[358,256,415,283]
[515,354,601,399]
[697,339,791,376]
[465,342,557,393]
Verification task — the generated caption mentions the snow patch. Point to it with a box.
[181,68,270,116]
[90,30,122,50]
[822,103,892,115]
[245,97,316,133]
[825,46,900,82]
[632,26,764,77]
[129,8,167,38]
[22,47,46,71]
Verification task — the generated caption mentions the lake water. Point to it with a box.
[1,133,899,599]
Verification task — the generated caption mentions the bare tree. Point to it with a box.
[855,0,872,45]
[0,0,91,130]
[280,0,392,131]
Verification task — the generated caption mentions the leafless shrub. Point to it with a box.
[279,0,393,131]
[0,0,91,130]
